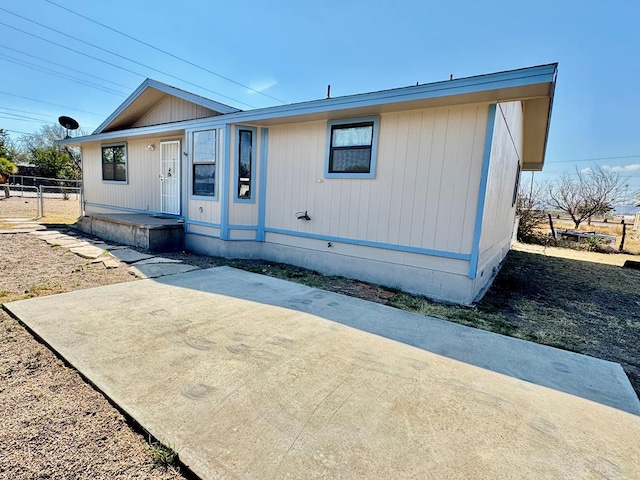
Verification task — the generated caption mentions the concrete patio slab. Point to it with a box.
[127,262,199,279]
[110,248,154,263]
[5,267,640,479]
[133,257,183,265]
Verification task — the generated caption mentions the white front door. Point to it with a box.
[160,140,181,215]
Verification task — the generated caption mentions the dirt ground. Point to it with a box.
[0,195,81,223]
[0,233,186,479]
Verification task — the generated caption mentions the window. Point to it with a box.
[512,162,521,207]
[236,127,256,201]
[101,144,127,182]
[192,130,216,197]
[325,116,379,178]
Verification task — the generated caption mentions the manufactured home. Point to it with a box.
[62,64,557,304]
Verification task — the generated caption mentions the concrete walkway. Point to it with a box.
[5,267,640,479]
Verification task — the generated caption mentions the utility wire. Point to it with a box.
[0,106,56,118]
[547,154,640,164]
[0,90,106,117]
[0,43,134,89]
[0,114,52,125]
[0,8,256,108]
[0,53,128,96]
[45,0,285,104]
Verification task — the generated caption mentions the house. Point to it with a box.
[61,64,558,304]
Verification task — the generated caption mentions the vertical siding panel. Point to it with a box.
[356,179,371,239]
[411,110,434,247]
[422,109,448,248]
[386,114,406,245]
[434,110,462,252]
[449,107,479,252]
[398,110,422,246]
[460,106,487,252]
[346,180,361,239]
[374,114,397,243]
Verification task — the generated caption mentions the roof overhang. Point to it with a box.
[92,79,241,134]
[62,64,557,171]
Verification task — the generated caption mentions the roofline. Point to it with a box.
[63,64,557,146]
[92,79,241,134]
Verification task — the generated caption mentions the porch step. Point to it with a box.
[74,213,184,252]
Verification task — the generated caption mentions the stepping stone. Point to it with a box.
[30,230,63,237]
[101,258,121,269]
[133,257,183,265]
[128,263,199,279]
[45,237,88,248]
[110,248,154,264]
[69,245,106,260]
[0,229,38,234]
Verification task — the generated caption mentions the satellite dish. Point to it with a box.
[58,115,80,139]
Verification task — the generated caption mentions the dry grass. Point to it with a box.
[545,219,640,253]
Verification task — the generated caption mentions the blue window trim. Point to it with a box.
[220,125,231,239]
[233,125,257,204]
[468,104,497,279]
[257,128,269,241]
[188,128,219,202]
[324,115,380,179]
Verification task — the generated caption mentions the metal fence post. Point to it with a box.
[38,185,44,218]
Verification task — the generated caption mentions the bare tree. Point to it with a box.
[547,166,634,228]
[516,177,547,241]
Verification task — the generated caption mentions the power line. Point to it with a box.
[0,53,127,96]
[0,106,55,118]
[0,8,256,108]
[0,43,134,90]
[1,128,31,135]
[0,90,106,117]
[0,114,53,125]
[46,0,285,104]
[547,154,640,164]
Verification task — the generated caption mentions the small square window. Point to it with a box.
[325,117,379,178]
[101,144,126,182]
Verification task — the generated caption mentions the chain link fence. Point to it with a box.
[0,176,82,222]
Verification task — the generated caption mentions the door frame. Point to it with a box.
[159,139,182,215]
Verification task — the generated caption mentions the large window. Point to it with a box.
[235,126,256,202]
[325,116,379,178]
[192,130,216,197]
[101,144,127,182]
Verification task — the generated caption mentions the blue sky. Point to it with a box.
[1,0,639,188]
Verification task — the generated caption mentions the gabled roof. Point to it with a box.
[67,64,557,171]
[93,79,241,134]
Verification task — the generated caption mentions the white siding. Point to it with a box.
[82,135,184,213]
[133,97,217,128]
[264,104,488,256]
[477,101,523,275]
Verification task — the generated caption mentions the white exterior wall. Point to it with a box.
[476,101,523,281]
[133,97,217,128]
[264,104,488,255]
[82,135,184,214]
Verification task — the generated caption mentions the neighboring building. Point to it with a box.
[62,64,557,304]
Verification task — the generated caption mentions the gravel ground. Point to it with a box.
[0,233,186,479]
